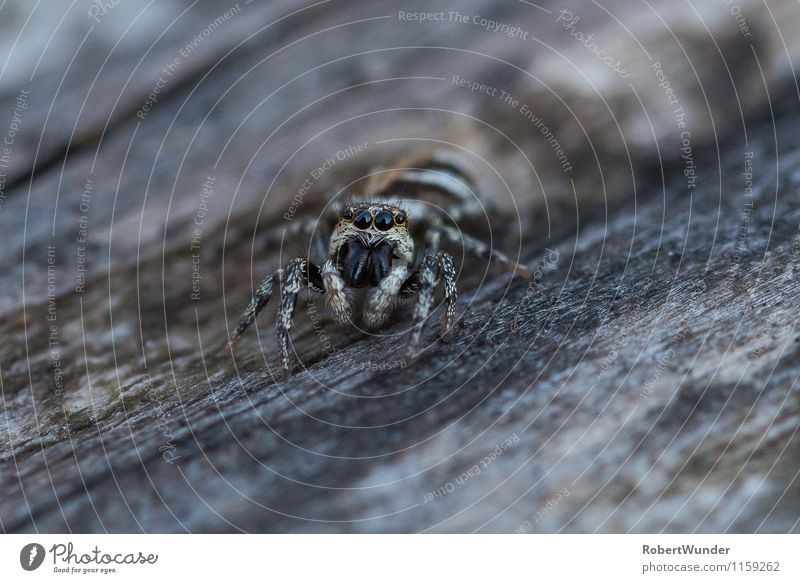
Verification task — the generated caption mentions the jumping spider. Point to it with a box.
[227,151,531,375]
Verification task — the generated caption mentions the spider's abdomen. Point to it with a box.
[341,239,393,288]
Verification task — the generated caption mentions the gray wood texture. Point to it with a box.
[1,0,799,532]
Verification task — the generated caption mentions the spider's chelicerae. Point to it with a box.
[227,151,531,375]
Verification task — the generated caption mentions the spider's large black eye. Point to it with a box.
[354,210,372,229]
[342,208,353,220]
[374,210,393,231]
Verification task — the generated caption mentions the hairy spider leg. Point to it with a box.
[438,223,532,277]
[276,258,307,375]
[257,216,331,264]
[227,268,280,352]
[228,258,326,373]
[403,250,457,359]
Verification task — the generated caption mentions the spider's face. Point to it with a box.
[331,203,413,288]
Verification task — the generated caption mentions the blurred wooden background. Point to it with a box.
[1,0,799,532]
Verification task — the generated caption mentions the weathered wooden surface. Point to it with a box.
[1,0,799,532]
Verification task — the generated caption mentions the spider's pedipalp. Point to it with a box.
[322,258,351,322]
[365,263,410,328]
[404,250,457,359]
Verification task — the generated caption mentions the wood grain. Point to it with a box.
[1,0,799,533]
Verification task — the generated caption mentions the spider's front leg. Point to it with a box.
[228,257,325,376]
[403,250,457,359]
[227,269,281,352]
[227,216,328,353]
[276,258,309,375]
[364,263,410,328]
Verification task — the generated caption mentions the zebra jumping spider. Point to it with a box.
[227,150,531,375]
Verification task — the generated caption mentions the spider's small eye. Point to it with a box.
[354,210,372,229]
[374,210,393,231]
[394,212,406,225]
[342,208,353,220]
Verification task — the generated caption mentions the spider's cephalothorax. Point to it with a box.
[227,150,531,376]
[331,203,413,289]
